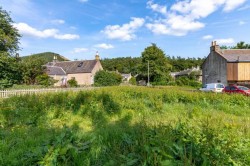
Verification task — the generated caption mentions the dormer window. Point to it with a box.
[78,62,83,67]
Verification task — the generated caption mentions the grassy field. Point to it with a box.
[0,86,249,165]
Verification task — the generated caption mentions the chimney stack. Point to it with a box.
[53,55,58,65]
[95,51,100,61]
[210,40,220,52]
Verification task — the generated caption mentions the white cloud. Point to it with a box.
[13,22,80,40]
[224,0,247,12]
[102,17,145,41]
[239,21,246,25]
[51,19,65,25]
[203,35,213,40]
[54,34,80,40]
[72,48,88,53]
[146,0,246,36]
[215,38,235,45]
[94,43,114,49]
[146,14,204,36]
[147,0,167,15]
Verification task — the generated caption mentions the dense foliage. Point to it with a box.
[35,74,56,87]
[0,7,20,55]
[67,77,78,87]
[0,7,21,88]
[101,57,142,75]
[0,87,249,165]
[21,52,69,63]
[20,56,47,85]
[168,56,204,72]
[221,41,250,49]
[94,70,122,86]
[141,43,172,84]
[101,56,204,75]
[0,54,22,89]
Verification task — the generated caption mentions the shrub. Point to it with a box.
[0,79,13,89]
[129,76,136,85]
[35,74,56,87]
[67,77,78,87]
[94,70,122,86]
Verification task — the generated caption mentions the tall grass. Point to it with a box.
[0,86,249,165]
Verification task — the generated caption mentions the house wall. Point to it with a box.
[227,62,250,81]
[91,61,103,84]
[227,63,238,81]
[202,51,227,85]
[238,63,250,81]
[67,73,92,86]
[49,75,67,86]
[67,61,103,86]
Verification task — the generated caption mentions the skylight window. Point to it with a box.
[78,62,83,67]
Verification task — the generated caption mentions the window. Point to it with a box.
[230,86,237,91]
[216,84,224,88]
[225,86,230,90]
[237,86,249,90]
[78,62,83,67]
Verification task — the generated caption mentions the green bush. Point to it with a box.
[94,70,122,86]
[35,74,55,87]
[129,76,137,85]
[0,79,13,89]
[175,76,201,88]
[67,77,78,87]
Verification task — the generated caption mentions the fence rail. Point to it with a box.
[0,87,95,98]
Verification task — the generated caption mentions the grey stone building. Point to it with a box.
[202,41,250,86]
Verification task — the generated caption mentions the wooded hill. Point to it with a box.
[21,52,70,63]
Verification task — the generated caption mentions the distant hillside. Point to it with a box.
[21,52,70,63]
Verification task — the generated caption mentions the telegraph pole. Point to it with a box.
[147,60,150,86]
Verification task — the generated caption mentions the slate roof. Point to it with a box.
[45,60,98,74]
[218,49,250,62]
[175,69,193,76]
[46,66,66,75]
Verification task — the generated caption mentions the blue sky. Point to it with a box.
[1,0,250,60]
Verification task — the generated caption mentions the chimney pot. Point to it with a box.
[95,51,100,61]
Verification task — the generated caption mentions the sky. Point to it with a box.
[1,0,250,60]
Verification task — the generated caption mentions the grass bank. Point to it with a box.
[0,86,249,165]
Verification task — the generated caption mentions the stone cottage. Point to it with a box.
[45,52,103,86]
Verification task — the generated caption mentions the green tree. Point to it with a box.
[35,74,56,87]
[0,7,20,55]
[94,70,122,86]
[141,43,172,84]
[0,53,22,89]
[220,41,250,49]
[233,41,250,49]
[20,57,46,85]
[129,76,137,85]
[0,7,21,88]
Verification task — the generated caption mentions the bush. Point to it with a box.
[0,79,13,89]
[67,77,78,87]
[94,70,122,86]
[35,74,56,87]
[129,76,137,85]
[175,76,201,88]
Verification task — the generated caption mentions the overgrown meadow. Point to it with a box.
[0,87,249,165]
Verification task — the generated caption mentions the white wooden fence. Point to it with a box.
[0,87,95,98]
